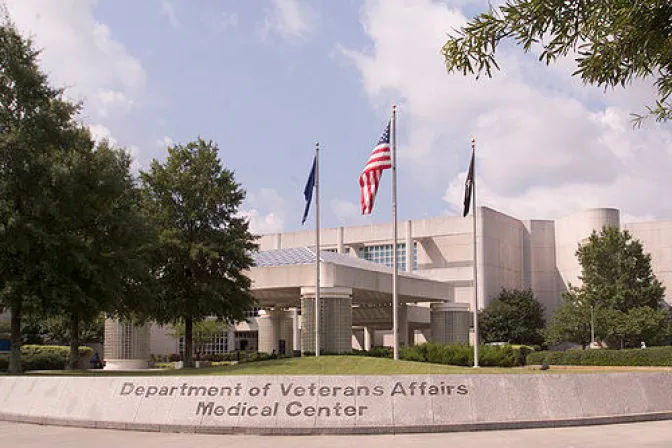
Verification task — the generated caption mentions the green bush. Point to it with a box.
[0,345,93,371]
[350,347,393,358]
[527,346,672,366]
[395,343,530,367]
[399,345,425,362]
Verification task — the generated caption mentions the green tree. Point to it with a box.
[0,16,82,373]
[479,289,546,345]
[546,226,669,348]
[45,139,156,370]
[140,139,257,368]
[22,314,104,347]
[442,0,672,123]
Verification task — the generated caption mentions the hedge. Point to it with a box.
[0,345,94,371]
[352,343,532,367]
[399,343,533,367]
[527,346,672,366]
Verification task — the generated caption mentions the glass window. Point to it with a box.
[358,242,417,270]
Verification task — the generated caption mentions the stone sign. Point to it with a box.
[1,373,672,434]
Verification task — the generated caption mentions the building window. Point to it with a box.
[235,331,258,352]
[323,247,351,254]
[244,307,260,318]
[358,242,417,271]
[178,331,228,355]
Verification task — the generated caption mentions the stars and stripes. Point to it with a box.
[359,122,392,214]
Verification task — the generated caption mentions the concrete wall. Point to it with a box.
[149,323,178,356]
[522,220,562,319]
[624,219,672,306]
[554,208,620,293]
[3,374,672,435]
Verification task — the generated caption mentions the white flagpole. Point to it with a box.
[315,142,321,357]
[471,138,480,368]
[392,105,399,361]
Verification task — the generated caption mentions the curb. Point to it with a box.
[3,411,672,435]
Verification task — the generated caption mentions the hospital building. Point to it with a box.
[94,207,672,368]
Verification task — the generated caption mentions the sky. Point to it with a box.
[5,0,672,235]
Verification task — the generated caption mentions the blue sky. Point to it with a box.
[7,0,672,234]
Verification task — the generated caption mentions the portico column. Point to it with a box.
[103,318,150,370]
[227,329,235,352]
[337,227,344,254]
[364,326,373,351]
[405,220,413,272]
[301,286,353,354]
[399,304,410,347]
[257,309,294,355]
[292,307,300,354]
[430,302,471,344]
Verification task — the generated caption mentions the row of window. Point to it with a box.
[178,331,259,355]
[324,243,418,271]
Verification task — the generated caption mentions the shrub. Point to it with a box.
[397,342,528,367]
[0,345,93,371]
[399,345,425,362]
[527,346,672,366]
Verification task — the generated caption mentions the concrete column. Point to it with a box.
[398,304,410,347]
[300,286,353,354]
[430,302,471,344]
[337,227,344,254]
[405,220,413,272]
[103,318,150,370]
[257,309,294,355]
[363,326,373,351]
[476,207,486,310]
[292,307,300,354]
[274,233,282,250]
[227,329,236,352]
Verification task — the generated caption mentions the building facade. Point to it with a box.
[32,205,672,367]
[261,207,672,318]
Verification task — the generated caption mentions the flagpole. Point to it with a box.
[315,142,321,357]
[471,138,480,368]
[392,105,399,361]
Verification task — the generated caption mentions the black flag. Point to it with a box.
[301,156,316,224]
[462,149,474,217]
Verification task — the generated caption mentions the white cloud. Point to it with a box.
[261,0,316,41]
[89,124,117,146]
[5,0,153,169]
[160,0,180,28]
[156,136,174,148]
[5,0,147,119]
[330,199,374,227]
[96,89,134,117]
[240,188,288,234]
[345,0,672,221]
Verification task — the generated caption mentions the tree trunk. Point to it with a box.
[184,317,194,368]
[68,313,80,370]
[8,301,22,374]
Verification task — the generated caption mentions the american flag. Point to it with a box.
[359,122,392,214]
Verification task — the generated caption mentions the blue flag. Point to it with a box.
[301,156,316,224]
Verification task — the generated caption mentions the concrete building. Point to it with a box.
[77,206,672,367]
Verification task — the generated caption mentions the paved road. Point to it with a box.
[3,421,672,447]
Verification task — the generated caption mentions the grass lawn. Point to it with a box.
[15,355,672,376]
